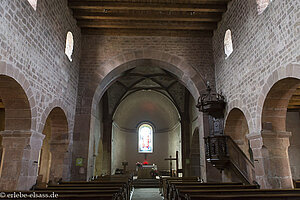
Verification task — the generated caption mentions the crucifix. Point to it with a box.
[164,151,179,177]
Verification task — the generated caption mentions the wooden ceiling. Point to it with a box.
[68,0,231,37]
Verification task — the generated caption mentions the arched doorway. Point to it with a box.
[261,77,300,188]
[38,107,69,184]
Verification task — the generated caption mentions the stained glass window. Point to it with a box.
[138,123,153,153]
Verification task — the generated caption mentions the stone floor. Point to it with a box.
[131,188,163,200]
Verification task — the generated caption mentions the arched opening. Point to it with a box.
[261,77,300,188]
[225,108,252,161]
[0,75,32,190]
[90,62,202,179]
[38,107,69,185]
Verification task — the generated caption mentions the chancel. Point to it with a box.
[0,0,299,199]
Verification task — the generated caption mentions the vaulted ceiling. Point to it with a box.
[68,0,231,37]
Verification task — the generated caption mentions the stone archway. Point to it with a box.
[38,107,69,185]
[224,108,252,160]
[258,77,300,189]
[0,74,42,190]
[72,50,208,180]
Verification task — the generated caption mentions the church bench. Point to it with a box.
[164,180,244,199]
[160,177,200,197]
[171,185,259,200]
[184,193,300,200]
[57,179,131,199]
[177,189,300,200]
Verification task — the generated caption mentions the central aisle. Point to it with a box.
[131,188,162,200]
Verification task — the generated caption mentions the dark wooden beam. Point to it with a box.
[68,1,227,12]
[73,11,222,22]
[77,20,217,30]
[81,28,213,37]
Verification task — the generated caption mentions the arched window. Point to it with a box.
[257,0,273,15]
[27,0,37,10]
[65,31,74,62]
[138,123,153,153]
[224,29,233,59]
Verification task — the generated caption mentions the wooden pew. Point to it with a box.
[159,177,200,198]
[164,179,244,200]
[178,189,300,200]
[171,185,259,200]
[33,175,133,200]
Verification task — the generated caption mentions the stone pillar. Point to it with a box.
[248,131,293,189]
[49,140,69,183]
[0,131,44,190]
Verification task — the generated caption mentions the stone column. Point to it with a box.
[0,131,44,190]
[248,130,293,189]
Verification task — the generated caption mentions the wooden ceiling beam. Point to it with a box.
[68,1,227,12]
[81,28,213,37]
[73,11,222,22]
[77,20,217,30]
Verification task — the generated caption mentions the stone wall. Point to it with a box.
[213,0,300,188]
[213,0,300,133]
[0,0,81,189]
[73,34,214,180]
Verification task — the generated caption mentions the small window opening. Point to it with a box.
[224,29,233,59]
[65,32,74,62]
[27,0,37,11]
[257,0,273,15]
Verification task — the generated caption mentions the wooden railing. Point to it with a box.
[205,135,255,185]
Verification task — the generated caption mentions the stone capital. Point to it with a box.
[0,130,32,138]
[261,130,292,138]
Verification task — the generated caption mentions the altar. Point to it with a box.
[137,164,157,179]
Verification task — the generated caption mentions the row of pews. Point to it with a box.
[160,177,300,200]
[31,175,133,199]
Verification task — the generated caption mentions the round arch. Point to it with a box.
[256,63,300,132]
[39,107,69,184]
[91,50,207,116]
[0,62,37,131]
[224,108,252,160]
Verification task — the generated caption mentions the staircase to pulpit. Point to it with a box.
[205,135,256,185]
[196,83,256,185]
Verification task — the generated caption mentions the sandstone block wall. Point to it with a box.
[213,0,300,134]
[0,0,80,139]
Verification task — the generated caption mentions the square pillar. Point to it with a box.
[0,131,44,190]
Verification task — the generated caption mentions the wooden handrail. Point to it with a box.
[205,135,256,185]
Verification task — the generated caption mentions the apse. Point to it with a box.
[112,90,182,173]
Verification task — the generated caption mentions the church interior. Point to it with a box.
[0,0,299,199]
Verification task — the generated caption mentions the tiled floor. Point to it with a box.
[131,188,162,200]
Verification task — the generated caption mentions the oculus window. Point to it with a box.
[138,123,153,153]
